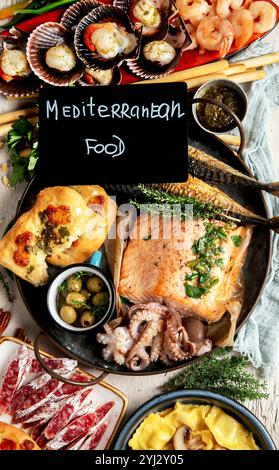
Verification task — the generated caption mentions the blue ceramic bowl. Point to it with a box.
[113,390,276,450]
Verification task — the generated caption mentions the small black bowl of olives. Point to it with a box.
[47,263,115,332]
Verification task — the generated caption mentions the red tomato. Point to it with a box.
[0,439,17,450]
[84,71,95,84]
[83,24,99,52]
[0,67,13,82]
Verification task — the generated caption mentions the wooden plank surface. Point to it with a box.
[0,0,278,447]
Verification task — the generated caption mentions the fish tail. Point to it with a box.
[264,182,279,198]
[269,216,279,233]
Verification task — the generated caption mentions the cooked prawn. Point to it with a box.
[249,1,277,33]
[176,0,211,27]
[230,8,254,48]
[185,24,198,50]
[216,0,244,19]
[196,15,234,57]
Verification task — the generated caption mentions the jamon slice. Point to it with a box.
[54,372,91,399]
[10,373,51,414]
[0,345,31,414]
[22,367,73,410]
[46,401,114,450]
[43,388,93,440]
[13,399,62,425]
[79,422,108,450]
[30,358,77,374]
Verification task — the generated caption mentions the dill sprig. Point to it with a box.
[164,348,269,403]
[0,270,13,303]
[131,185,221,220]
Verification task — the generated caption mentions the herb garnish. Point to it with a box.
[130,185,222,220]
[58,280,68,294]
[0,270,13,303]
[231,235,243,247]
[184,223,228,299]
[7,116,38,186]
[164,348,269,403]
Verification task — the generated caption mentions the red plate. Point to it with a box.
[1,0,279,83]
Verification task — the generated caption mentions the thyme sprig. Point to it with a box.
[0,270,13,303]
[131,185,222,220]
[164,348,269,403]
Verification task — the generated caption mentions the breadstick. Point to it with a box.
[0,107,38,125]
[0,116,38,140]
[132,60,229,84]
[218,134,241,146]
[234,52,279,69]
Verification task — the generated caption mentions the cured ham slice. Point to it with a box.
[46,401,114,450]
[30,358,77,374]
[0,345,31,414]
[13,399,62,425]
[79,422,108,450]
[43,388,93,440]
[10,373,51,414]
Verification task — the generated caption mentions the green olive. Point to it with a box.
[87,275,104,293]
[60,306,77,325]
[66,275,82,292]
[66,292,86,308]
[92,291,109,307]
[81,288,91,301]
[80,311,95,328]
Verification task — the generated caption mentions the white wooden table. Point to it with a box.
[0,0,279,447]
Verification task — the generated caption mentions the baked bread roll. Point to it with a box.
[0,421,41,450]
[0,186,93,286]
[47,185,117,266]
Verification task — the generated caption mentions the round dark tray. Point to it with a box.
[15,123,272,376]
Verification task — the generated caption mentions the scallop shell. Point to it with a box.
[113,0,172,41]
[78,66,122,86]
[126,13,190,79]
[61,0,100,31]
[0,41,42,99]
[26,22,83,86]
[74,5,142,70]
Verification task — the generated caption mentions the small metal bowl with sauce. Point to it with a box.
[192,79,248,134]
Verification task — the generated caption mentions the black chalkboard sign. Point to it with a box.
[38,83,188,185]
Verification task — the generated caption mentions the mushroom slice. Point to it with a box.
[173,426,206,451]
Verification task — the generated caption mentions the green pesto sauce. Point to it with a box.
[197,85,244,131]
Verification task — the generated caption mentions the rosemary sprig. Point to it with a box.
[131,185,222,220]
[164,348,269,403]
[0,270,13,303]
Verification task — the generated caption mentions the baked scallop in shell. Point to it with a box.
[114,0,172,41]
[0,41,42,98]
[127,13,190,79]
[26,22,83,86]
[74,5,142,70]
[61,0,100,31]
[79,66,122,86]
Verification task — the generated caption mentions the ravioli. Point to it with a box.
[129,403,259,451]
[205,406,259,450]
[128,413,176,450]
[163,402,211,431]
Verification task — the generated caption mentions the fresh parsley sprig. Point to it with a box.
[164,348,269,403]
[7,116,39,186]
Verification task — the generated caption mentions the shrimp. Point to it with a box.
[216,0,244,18]
[176,0,211,27]
[230,8,254,48]
[249,1,277,34]
[185,24,198,50]
[196,15,234,57]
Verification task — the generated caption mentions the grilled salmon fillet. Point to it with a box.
[118,215,253,323]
